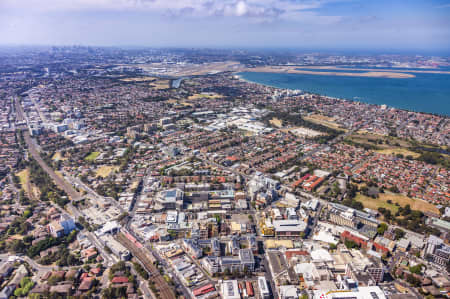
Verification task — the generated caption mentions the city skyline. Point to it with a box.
[1,0,450,51]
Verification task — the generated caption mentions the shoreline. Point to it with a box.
[242,66,415,78]
[234,73,450,118]
[295,65,450,75]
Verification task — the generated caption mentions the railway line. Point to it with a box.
[116,233,176,299]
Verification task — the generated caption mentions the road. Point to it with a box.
[7,174,21,210]
[17,110,116,268]
[14,92,363,299]
[14,96,25,123]
[28,93,48,123]
[261,252,279,299]
[99,268,110,288]
[22,133,115,266]
[63,172,126,215]
[176,239,216,283]
[0,253,72,281]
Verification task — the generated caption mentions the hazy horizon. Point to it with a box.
[1,45,449,57]
[1,0,450,52]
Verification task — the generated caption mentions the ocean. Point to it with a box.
[238,70,450,116]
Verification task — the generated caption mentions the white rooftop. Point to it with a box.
[311,248,333,262]
[313,286,387,299]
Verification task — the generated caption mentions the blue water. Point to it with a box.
[239,71,450,116]
[295,68,371,73]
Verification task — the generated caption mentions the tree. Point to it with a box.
[377,223,388,235]
[406,274,421,287]
[402,204,412,216]
[347,183,358,199]
[394,228,405,240]
[344,240,359,249]
[117,212,129,222]
[23,209,32,218]
[223,268,231,277]
[409,264,424,274]
[48,275,62,286]
[360,185,369,196]
[133,262,149,280]
[388,185,400,193]
[14,277,34,297]
[8,239,26,253]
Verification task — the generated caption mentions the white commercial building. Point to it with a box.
[220,280,240,299]
[313,286,387,299]
[258,276,271,299]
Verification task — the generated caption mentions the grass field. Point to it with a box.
[376,148,420,158]
[188,93,223,100]
[85,152,100,162]
[356,192,439,215]
[269,118,283,128]
[346,132,418,156]
[355,193,399,214]
[180,101,194,107]
[17,168,40,200]
[265,239,294,249]
[17,169,30,194]
[52,152,67,161]
[120,76,157,82]
[149,79,170,90]
[303,114,347,131]
[349,132,410,148]
[130,180,140,191]
[96,165,119,178]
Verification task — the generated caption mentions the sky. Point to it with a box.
[1,0,450,52]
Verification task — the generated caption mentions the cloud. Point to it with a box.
[236,1,248,16]
[0,0,340,22]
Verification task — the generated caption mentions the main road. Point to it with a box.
[23,130,119,267]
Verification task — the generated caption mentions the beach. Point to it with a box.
[243,66,416,78]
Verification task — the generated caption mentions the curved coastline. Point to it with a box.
[235,71,450,117]
[243,66,416,78]
[295,65,450,75]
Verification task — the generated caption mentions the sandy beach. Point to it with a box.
[295,65,450,75]
[243,66,416,78]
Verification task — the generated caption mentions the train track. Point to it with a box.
[116,233,176,299]
[23,131,81,200]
